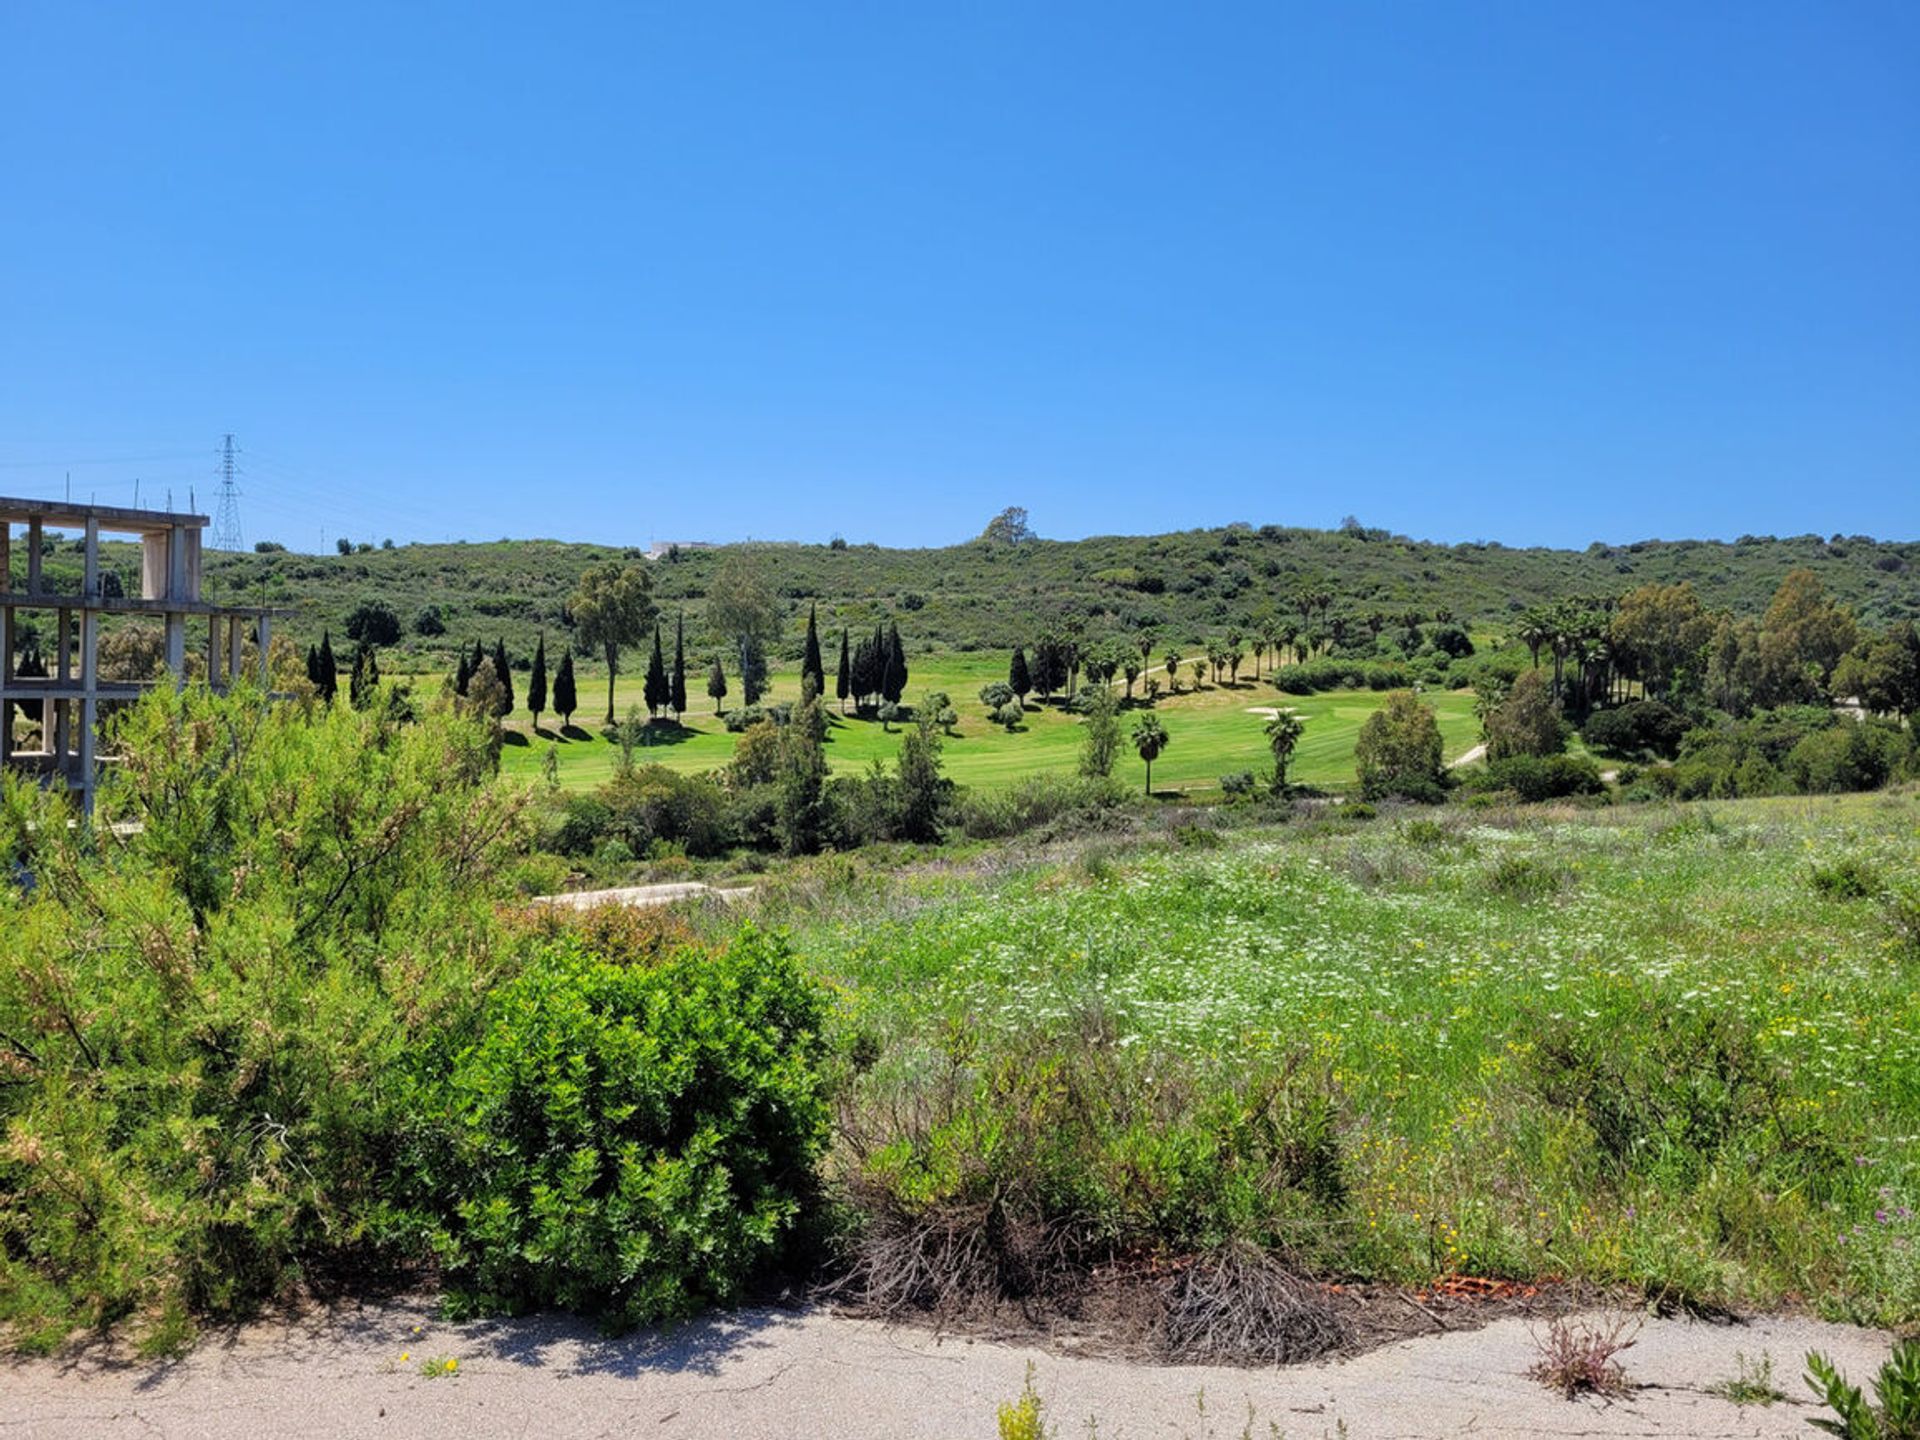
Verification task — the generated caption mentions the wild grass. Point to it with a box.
[794,793,1920,1325]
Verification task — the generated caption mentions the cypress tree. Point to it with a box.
[469,639,486,695]
[644,624,669,717]
[492,637,514,717]
[1009,646,1031,706]
[553,651,577,727]
[740,634,767,705]
[317,631,338,703]
[306,643,321,689]
[671,612,688,719]
[453,643,472,695]
[802,602,825,696]
[349,642,380,710]
[836,627,851,713]
[527,633,548,730]
[707,655,728,713]
[883,622,907,704]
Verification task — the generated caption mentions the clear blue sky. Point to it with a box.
[3,3,1915,552]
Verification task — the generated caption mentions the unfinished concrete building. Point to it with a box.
[0,496,274,812]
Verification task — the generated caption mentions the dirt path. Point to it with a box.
[535,881,754,911]
[0,1299,1890,1439]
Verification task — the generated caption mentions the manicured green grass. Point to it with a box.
[497,653,1481,795]
[780,793,1920,1322]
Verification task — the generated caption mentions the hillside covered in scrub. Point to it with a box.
[25,519,1907,669]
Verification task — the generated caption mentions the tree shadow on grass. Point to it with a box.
[634,721,698,749]
[558,724,594,742]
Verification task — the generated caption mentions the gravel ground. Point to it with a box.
[0,1299,1895,1439]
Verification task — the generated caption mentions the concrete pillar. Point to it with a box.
[165,613,185,684]
[228,616,244,686]
[257,614,272,688]
[83,519,98,600]
[206,614,221,689]
[168,523,186,602]
[79,609,97,815]
[54,609,70,770]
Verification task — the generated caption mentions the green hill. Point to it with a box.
[18,519,1920,675]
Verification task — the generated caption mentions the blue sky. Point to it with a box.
[2,3,1915,551]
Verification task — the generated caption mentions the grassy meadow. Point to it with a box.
[749,792,1920,1324]
[494,653,1482,795]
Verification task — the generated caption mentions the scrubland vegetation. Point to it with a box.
[6,520,1920,1371]
[2,673,1917,1364]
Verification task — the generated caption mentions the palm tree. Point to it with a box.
[1265,708,1305,793]
[1517,609,1553,672]
[1132,713,1169,796]
[1163,649,1182,692]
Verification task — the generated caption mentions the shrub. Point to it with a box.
[1787,723,1903,795]
[1462,754,1605,803]
[1583,700,1688,760]
[1803,1338,1920,1438]
[600,764,734,858]
[1810,856,1884,900]
[954,773,1131,840]
[1484,670,1566,760]
[0,687,522,1352]
[1528,1314,1638,1399]
[837,1024,1347,1318]
[1354,691,1446,802]
[427,928,832,1328]
[1485,853,1568,899]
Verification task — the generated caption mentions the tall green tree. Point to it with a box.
[882,623,908,705]
[801,603,825,697]
[348,642,379,710]
[1354,691,1445,802]
[316,631,338,704]
[835,628,851,714]
[670,613,688,719]
[1484,669,1564,760]
[491,637,514,717]
[895,708,946,843]
[1078,684,1121,778]
[569,561,657,725]
[1130,713,1168,796]
[643,624,669,718]
[1264,708,1305,793]
[707,655,728,713]
[527,634,548,731]
[707,554,782,707]
[1758,568,1859,705]
[552,650,577,727]
[773,690,830,856]
[1008,646,1032,707]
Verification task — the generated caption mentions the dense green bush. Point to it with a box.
[1582,700,1689,759]
[1272,658,1411,694]
[1354,691,1447,803]
[1459,754,1606,803]
[0,686,524,1352]
[1659,708,1910,800]
[426,928,831,1328]
[1786,722,1906,795]
[952,772,1132,840]
[840,1023,1347,1307]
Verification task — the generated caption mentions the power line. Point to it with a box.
[211,433,245,550]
